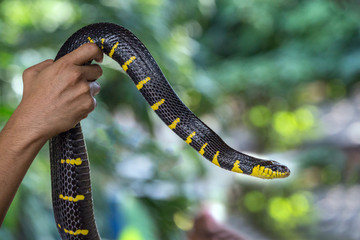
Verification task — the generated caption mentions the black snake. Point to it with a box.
[49,22,290,240]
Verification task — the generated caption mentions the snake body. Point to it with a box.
[50,23,290,240]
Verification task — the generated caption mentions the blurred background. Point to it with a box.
[1,0,360,239]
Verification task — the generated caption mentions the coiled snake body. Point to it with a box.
[50,23,290,240]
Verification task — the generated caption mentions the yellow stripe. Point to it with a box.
[231,160,243,173]
[109,42,119,58]
[250,165,266,178]
[101,38,105,50]
[250,165,288,179]
[136,77,151,90]
[122,56,136,71]
[58,224,61,228]
[199,143,208,155]
[60,158,82,166]
[151,99,165,110]
[185,131,196,144]
[168,118,180,130]
[59,194,85,202]
[64,228,89,236]
[87,37,94,43]
[212,151,220,167]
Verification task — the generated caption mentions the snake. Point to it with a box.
[49,22,290,240]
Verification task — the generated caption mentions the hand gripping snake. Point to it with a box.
[49,23,290,240]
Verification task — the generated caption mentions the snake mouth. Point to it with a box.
[250,160,291,179]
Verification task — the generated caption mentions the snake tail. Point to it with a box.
[50,22,290,240]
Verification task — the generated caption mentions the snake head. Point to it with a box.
[250,160,290,179]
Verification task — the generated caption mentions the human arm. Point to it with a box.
[0,43,103,226]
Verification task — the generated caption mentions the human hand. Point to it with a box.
[13,43,103,141]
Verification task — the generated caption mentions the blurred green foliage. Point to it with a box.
[1,0,360,240]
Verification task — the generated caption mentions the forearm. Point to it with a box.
[0,43,102,227]
[0,105,48,226]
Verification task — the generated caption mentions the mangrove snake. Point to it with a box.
[49,23,290,240]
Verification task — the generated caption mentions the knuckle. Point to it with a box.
[80,82,91,94]
[69,69,83,83]
[22,68,33,79]
[84,98,95,111]
[44,59,54,64]
[54,61,69,78]
[56,58,69,69]
[74,68,83,79]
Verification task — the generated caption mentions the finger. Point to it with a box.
[62,43,103,66]
[78,64,103,81]
[76,96,96,120]
[89,81,101,96]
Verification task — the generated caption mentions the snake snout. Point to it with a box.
[268,161,291,177]
[250,160,290,179]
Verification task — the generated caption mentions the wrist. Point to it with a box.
[2,104,50,149]
[0,117,48,173]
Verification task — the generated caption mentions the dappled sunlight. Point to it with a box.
[1,0,78,44]
[119,226,144,240]
[272,106,315,145]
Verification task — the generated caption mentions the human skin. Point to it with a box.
[0,43,103,226]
